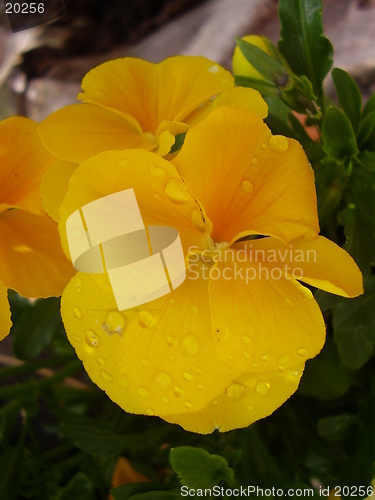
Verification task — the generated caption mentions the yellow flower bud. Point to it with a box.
[232,35,273,80]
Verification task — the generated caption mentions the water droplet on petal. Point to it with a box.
[73,307,82,319]
[162,396,170,404]
[118,375,129,388]
[146,408,154,416]
[141,358,149,367]
[298,348,307,356]
[256,381,270,396]
[138,310,155,328]
[243,351,251,359]
[156,372,172,389]
[226,384,245,400]
[191,306,198,314]
[149,163,165,177]
[197,384,204,390]
[85,330,99,347]
[242,180,253,193]
[71,334,81,343]
[183,372,194,382]
[173,386,184,398]
[269,135,289,153]
[182,334,198,357]
[101,371,112,381]
[103,311,126,336]
[208,64,219,74]
[242,336,251,344]
[300,287,313,300]
[73,277,82,293]
[212,400,219,406]
[261,353,270,362]
[117,159,128,166]
[245,404,255,411]
[97,357,105,365]
[191,209,206,233]
[167,336,177,347]
[251,362,257,368]
[185,401,193,409]
[261,143,268,150]
[196,368,202,376]
[165,179,191,204]
[137,387,149,398]
[251,157,259,165]
[290,369,300,377]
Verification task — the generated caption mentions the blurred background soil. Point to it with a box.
[0,0,375,120]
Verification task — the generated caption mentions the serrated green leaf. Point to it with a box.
[235,38,288,85]
[331,68,362,132]
[332,276,375,369]
[170,447,234,490]
[322,107,358,160]
[12,298,61,360]
[278,0,333,101]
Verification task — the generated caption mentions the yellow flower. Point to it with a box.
[56,102,362,434]
[0,117,75,340]
[232,35,273,80]
[38,56,235,163]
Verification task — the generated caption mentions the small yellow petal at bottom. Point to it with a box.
[0,280,12,341]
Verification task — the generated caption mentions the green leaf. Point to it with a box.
[12,298,61,360]
[357,111,375,148]
[333,276,375,369]
[321,107,358,161]
[356,150,375,172]
[299,338,354,399]
[317,414,356,441]
[169,133,185,154]
[51,473,93,500]
[314,289,345,311]
[111,484,172,500]
[63,424,130,456]
[278,0,333,101]
[0,447,20,500]
[235,38,289,85]
[170,447,235,490]
[234,76,280,98]
[362,92,375,119]
[331,68,362,132]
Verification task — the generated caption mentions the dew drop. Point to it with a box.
[245,404,255,411]
[196,368,202,376]
[173,386,184,398]
[97,357,105,365]
[146,408,154,416]
[197,384,204,390]
[162,396,170,404]
[85,330,99,347]
[117,159,128,166]
[137,387,149,398]
[73,307,82,319]
[74,277,82,293]
[251,157,259,165]
[118,375,129,388]
[183,372,194,382]
[290,369,300,377]
[101,371,112,381]
[138,310,155,328]
[242,180,253,193]
[226,384,245,400]
[141,358,149,367]
[212,400,219,406]
[156,372,172,389]
[191,306,199,314]
[185,401,193,409]
[261,353,270,362]
[269,135,289,153]
[167,336,177,347]
[300,287,313,300]
[182,334,198,357]
[103,311,126,335]
[256,381,270,396]
[165,179,191,204]
[149,163,165,177]
[71,334,81,344]
[208,64,219,74]
[251,362,257,368]
[191,209,206,233]
[242,336,251,344]
[243,351,251,359]
[261,143,268,150]
[298,348,307,356]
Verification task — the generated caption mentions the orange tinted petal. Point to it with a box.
[38,104,152,163]
[41,159,77,221]
[0,210,74,297]
[0,117,55,215]
[172,107,319,244]
[78,56,234,134]
[0,280,12,341]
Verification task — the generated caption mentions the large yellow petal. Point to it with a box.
[41,159,77,222]
[205,255,325,374]
[172,107,319,244]
[58,149,211,260]
[0,117,55,215]
[240,236,363,298]
[61,270,239,418]
[0,280,12,341]
[164,363,304,434]
[78,56,234,134]
[38,104,153,163]
[0,210,74,298]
